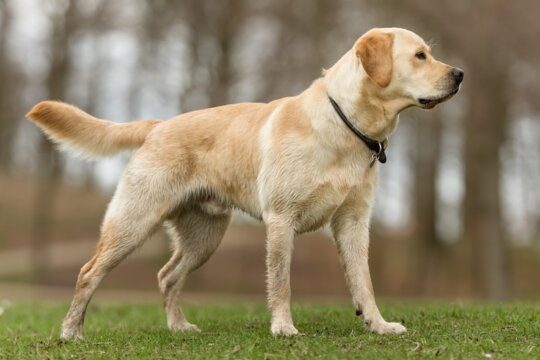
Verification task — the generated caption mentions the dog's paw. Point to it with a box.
[271,322,300,336]
[60,326,84,341]
[366,320,407,335]
[170,322,201,333]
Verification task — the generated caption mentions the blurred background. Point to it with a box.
[0,0,538,303]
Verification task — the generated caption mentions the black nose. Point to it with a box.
[451,68,464,84]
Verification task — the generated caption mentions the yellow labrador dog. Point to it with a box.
[27,27,463,339]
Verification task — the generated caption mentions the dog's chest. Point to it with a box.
[287,151,366,233]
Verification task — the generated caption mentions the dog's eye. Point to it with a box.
[415,51,427,60]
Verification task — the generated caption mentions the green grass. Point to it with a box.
[0,301,538,359]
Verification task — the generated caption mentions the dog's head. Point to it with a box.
[354,28,463,110]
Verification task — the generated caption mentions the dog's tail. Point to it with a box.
[26,101,160,158]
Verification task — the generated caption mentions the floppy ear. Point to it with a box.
[355,31,394,87]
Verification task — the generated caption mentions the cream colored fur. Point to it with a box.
[26,27,462,339]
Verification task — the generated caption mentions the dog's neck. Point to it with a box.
[319,50,403,142]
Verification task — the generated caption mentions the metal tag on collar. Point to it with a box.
[369,153,377,168]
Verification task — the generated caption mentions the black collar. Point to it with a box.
[328,96,387,165]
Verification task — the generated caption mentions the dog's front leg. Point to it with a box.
[331,189,407,335]
[264,213,298,336]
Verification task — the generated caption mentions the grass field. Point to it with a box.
[0,301,538,359]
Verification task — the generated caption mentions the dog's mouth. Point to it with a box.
[418,87,460,109]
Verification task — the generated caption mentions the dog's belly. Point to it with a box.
[220,184,263,220]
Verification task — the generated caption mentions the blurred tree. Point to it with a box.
[260,0,340,101]
[129,0,176,117]
[177,0,245,110]
[32,0,79,281]
[411,111,443,295]
[206,0,245,106]
[0,0,22,170]
[463,60,510,299]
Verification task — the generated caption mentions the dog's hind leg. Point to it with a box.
[60,170,176,340]
[158,205,231,332]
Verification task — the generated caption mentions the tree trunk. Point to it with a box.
[31,0,77,281]
[463,66,511,299]
[0,0,21,170]
[31,138,62,281]
[412,111,443,296]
